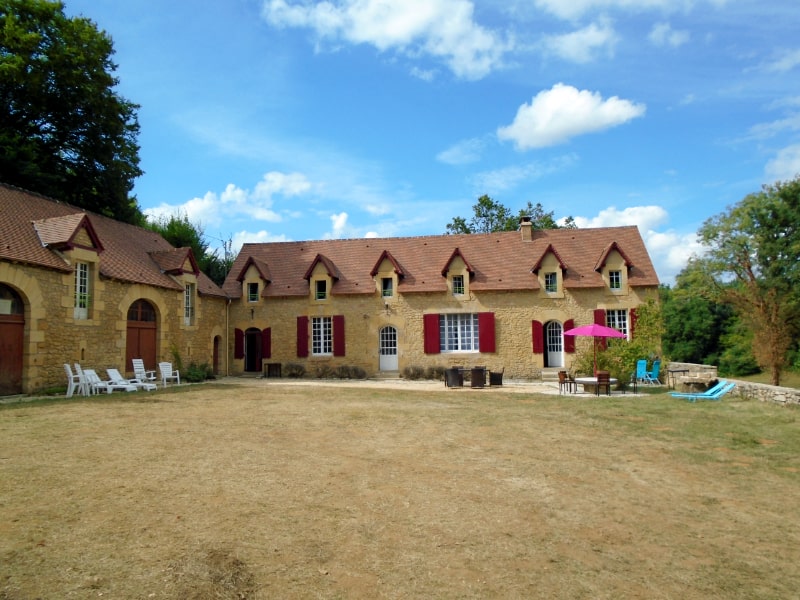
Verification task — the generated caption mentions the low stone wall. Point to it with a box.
[667,362,800,405]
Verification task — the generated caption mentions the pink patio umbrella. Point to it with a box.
[563,323,626,375]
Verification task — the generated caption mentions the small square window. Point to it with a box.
[247,282,259,302]
[381,277,393,297]
[452,275,465,296]
[315,280,327,300]
[609,270,622,290]
[544,272,558,293]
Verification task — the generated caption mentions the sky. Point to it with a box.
[63,0,800,285]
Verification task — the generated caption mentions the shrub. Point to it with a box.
[425,366,446,381]
[185,362,213,383]
[403,366,425,380]
[284,363,306,378]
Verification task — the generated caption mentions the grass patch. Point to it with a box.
[1,382,799,598]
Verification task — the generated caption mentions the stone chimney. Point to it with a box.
[519,216,533,242]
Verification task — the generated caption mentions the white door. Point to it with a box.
[546,321,563,368]
[379,326,398,371]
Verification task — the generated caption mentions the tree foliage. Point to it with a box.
[696,177,800,385]
[0,0,143,223]
[446,195,575,234]
[146,213,234,286]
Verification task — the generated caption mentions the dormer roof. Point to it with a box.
[369,250,406,278]
[303,253,340,281]
[236,256,272,283]
[530,243,567,273]
[149,247,200,276]
[33,212,104,253]
[594,241,633,272]
[441,247,475,278]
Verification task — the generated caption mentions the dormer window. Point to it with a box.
[247,282,259,302]
[74,262,90,320]
[315,279,327,300]
[452,275,465,296]
[609,270,622,290]
[381,277,393,298]
[544,272,558,293]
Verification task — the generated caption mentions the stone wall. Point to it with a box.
[667,362,800,405]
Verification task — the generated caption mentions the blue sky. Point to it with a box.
[64,0,800,285]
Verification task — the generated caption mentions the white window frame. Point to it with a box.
[312,316,333,355]
[247,282,259,302]
[381,277,393,298]
[452,275,465,296]
[74,262,90,320]
[544,272,558,293]
[606,309,628,338]
[439,313,479,353]
[609,270,622,290]
[315,280,327,301]
[184,283,196,326]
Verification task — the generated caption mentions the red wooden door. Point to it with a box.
[0,315,24,395]
[126,300,157,372]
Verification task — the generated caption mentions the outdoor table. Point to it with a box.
[574,376,618,394]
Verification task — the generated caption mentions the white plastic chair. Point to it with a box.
[64,363,81,398]
[107,368,156,392]
[158,362,180,387]
[132,359,157,385]
[73,363,91,396]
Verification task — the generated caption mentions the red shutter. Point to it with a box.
[594,309,607,349]
[423,313,440,354]
[262,327,271,359]
[532,320,544,354]
[563,319,575,353]
[333,315,346,356]
[296,316,308,357]
[234,328,244,359]
[629,308,638,339]
[478,312,496,353]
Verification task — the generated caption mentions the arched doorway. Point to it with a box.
[244,328,262,373]
[126,299,157,373]
[0,284,24,395]
[379,326,398,372]
[545,320,564,368]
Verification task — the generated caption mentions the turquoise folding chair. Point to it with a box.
[642,359,661,385]
[670,380,727,399]
[635,359,648,384]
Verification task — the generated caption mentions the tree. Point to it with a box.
[1,0,143,223]
[446,196,574,234]
[697,177,800,385]
[146,212,234,286]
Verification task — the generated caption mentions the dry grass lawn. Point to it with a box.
[1,379,799,599]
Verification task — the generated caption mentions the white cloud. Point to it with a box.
[469,154,579,193]
[262,0,510,80]
[573,205,668,230]
[497,83,646,150]
[328,212,350,239]
[648,22,690,47]
[143,171,313,229]
[765,145,800,183]
[544,19,618,63]
[533,0,728,20]
[763,49,800,73]
[437,137,487,165]
[747,113,800,140]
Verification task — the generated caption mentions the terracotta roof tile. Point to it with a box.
[222,226,660,298]
[0,183,226,298]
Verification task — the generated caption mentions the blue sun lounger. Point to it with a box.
[671,381,735,402]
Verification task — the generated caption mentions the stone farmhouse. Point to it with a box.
[1,183,660,395]
[222,218,659,380]
[0,184,227,395]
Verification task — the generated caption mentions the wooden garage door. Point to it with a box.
[126,300,157,372]
[0,285,24,395]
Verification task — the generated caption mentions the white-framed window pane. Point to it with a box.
[452,275,464,295]
[312,316,332,355]
[439,313,479,352]
[606,309,628,337]
[184,283,195,325]
[247,282,259,302]
[382,277,393,297]
[609,270,622,289]
[74,262,89,319]
[545,272,557,293]
[315,280,327,300]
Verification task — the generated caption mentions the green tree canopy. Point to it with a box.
[696,177,800,385]
[1,0,143,223]
[446,196,575,234]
